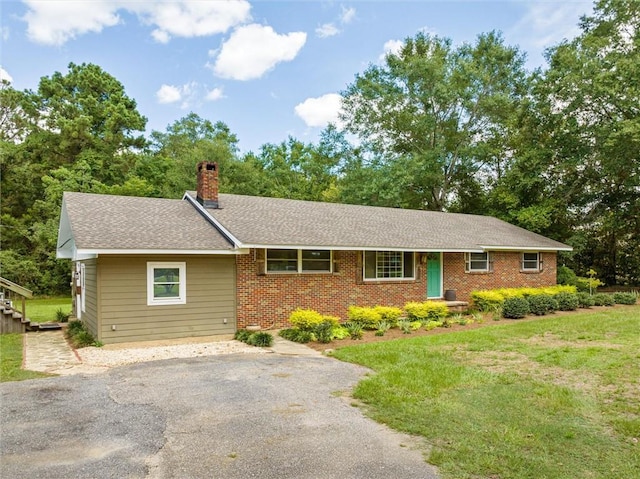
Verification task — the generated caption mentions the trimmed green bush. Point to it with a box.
[576,292,595,308]
[404,301,448,321]
[279,328,314,343]
[527,294,558,316]
[289,309,325,331]
[613,292,637,305]
[593,293,615,306]
[471,291,504,312]
[247,332,274,347]
[502,297,530,319]
[557,265,578,286]
[373,306,403,324]
[555,292,579,311]
[347,306,383,328]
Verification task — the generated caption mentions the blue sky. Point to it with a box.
[1,0,593,154]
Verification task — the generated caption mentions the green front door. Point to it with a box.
[427,253,442,298]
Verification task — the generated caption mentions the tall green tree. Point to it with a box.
[0,63,147,293]
[340,31,529,211]
[504,0,639,284]
[141,113,240,198]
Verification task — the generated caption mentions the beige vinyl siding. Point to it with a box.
[97,255,236,344]
[80,259,99,339]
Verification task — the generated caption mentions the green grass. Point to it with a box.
[26,296,71,323]
[332,306,640,479]
[0,334,52,382]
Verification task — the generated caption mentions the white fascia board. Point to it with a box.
[182,193,243,248]
[479,245,573,252]
[75,248,249,257]
[244,244,484,253]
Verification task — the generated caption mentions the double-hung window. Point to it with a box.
[521,252,541,271]
[363,251,415,280]
[266,249,332,273]
[147,262,186,305]
[465,252,491,272]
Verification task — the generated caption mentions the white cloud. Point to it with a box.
[23,0,121,46]
[156,84,182,104]
[340,6,356,24]
[132,1,251,43]
[294,93,343,128]
[0,66,13,83]
[206,87,224,101]
[510,2,590,49]
[21,0,251,46]
[316,23,339,38]
[213,24,306,81]
[316,5,356,38]
[378,39,403,62]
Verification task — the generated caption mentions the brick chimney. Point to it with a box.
[196,161,219,208]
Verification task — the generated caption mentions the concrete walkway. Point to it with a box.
[23,329,322,376]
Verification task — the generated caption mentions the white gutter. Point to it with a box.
[479,245,573,252]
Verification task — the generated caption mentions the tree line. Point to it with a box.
[1,0,638,294]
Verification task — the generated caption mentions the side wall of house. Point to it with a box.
[78,258,99,338]
[443,252,558,302]
[96,255,236,344]
[237,250,427,329]
[237,250,558,328]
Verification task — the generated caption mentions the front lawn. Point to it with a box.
[332,306,640,479]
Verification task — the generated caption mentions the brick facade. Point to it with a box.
[196,161,219,208]
[443,251,557,302]
[235,249,558,329]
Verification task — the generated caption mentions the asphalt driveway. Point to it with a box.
[1,354,439,479]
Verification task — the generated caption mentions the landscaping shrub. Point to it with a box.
[373,306,403,324]
[424,320,441,330]
[404,301,448,321]
[555,292,579,311]
[576,292,595,308]
[347,306,382,328]
[279,328,314,344]
[375,320,391,337]
[343,322,363,339]
[593,293,615,306]
[398,318,412,334]
[55,308,70,323]
[527,294,558,315]
[65,320,100,348]
[502,297,530,319]
[247,332,274,347]
[613,292,637,305]
[289,309,326,331]
[314,320,335,344]
[470,291,504,312]
[557,265,578,286]
[332,326,350,340]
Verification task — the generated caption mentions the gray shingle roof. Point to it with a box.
[188,193,571,251]
[62,192,234,251]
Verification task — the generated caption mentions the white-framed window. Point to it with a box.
[521,252,541,271]
[465,252,492,272]
[265,249,332,273]
[147,262,186,306]
[363,251,415,281]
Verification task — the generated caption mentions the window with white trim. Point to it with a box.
[266,249,332,273]
[521,252,541,271]
[465,252,491,272]
[363,251,415,280]
[147,262,186,305]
